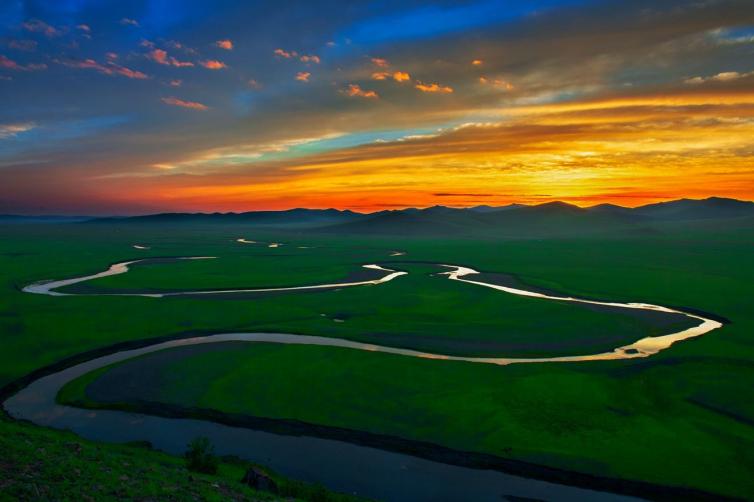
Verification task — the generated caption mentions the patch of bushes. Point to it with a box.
[185,436,219,474]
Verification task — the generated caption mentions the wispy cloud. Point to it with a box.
[120,18,139,27]
[372,71,411,82]
[274,48,297,58]
[479,76,513,90]
[342,84,378,98]
[161,97,208,110]
[200,60,227,70]
[8,40,37,51]
[147,49,194,67]
[22,19,61,37]
[295,71,311,82]
[56,58,147,79]
[0,55,46,71]
[215,39,233,50]
[0,122,35,139]
[685,71,753,85]
[274,49,319,64]
[371,57,389,67]
[415,82,453,93]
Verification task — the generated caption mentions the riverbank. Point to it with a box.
[0,417,360,501]
[57,391,729,501]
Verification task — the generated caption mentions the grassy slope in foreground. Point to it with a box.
[59,340,754,499]
[0,417,360,501]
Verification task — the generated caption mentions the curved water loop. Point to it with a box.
[21,258,722,363]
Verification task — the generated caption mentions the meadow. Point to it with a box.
[2,221,754,498]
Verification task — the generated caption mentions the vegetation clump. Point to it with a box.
[185,436,219,474]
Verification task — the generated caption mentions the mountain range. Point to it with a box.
[3,197,753,237]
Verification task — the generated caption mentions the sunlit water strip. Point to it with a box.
[22,257,406,298]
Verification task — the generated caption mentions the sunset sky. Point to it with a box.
[1,0,754,214]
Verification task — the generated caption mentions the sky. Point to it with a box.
[1,0,754,215]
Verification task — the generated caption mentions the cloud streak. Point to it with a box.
[0,55,46,71]
[56,58,147,79]
[161,97,209,110]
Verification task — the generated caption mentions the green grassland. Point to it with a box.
[2,221,754,498]
[59,341,754,498]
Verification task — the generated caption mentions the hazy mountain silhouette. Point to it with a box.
[43,197,754,236]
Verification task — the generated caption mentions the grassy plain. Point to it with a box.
[2,221,754,498]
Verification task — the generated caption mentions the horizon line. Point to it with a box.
[3,195,752,218]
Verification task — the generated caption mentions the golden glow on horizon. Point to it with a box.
[105,89,754,212]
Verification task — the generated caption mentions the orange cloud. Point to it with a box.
[372,71,410,82]
[57,58,146,79]
[0,55,46,71]
[200,59,227,70]
[393,71,411,82]
[300,54,320,64]
[274,48,297,58]
[22,19,61,37]
[296,71,311,82]
[147,49,194,67]
[472,59,483,66]
[114,65,148,79]
[343,84,378,98]
[161,96,208,110]
[415,82,453,93]
[371,57,389,67]
[215,39,233,50]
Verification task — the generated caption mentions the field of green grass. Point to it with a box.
[2,221,754,498]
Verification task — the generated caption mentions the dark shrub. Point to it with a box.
[185,436,218,474]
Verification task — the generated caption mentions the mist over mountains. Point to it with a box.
[4,197,754,237]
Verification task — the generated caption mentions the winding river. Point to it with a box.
[22,258,407,298]
[6,257,725,500]
[22,258,722,364]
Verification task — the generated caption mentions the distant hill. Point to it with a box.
[633,197,754,220]
[468,204,526,213]
[88,208,363,227]
[8,197,754,237]
[322,200,653,237]
[0,215,94,224]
